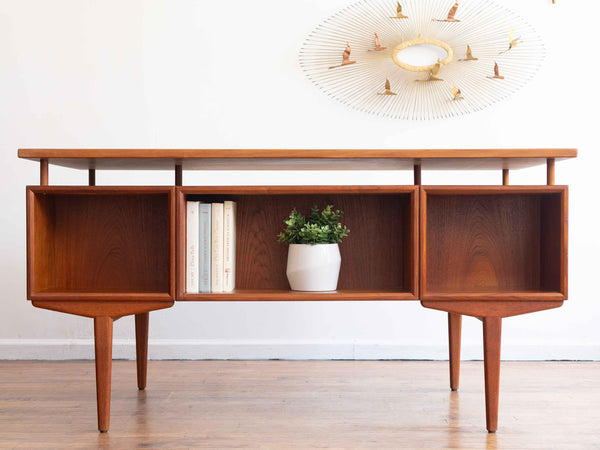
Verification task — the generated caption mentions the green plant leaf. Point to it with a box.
[278,205,349,245]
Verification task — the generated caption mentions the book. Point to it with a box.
[186,201,200,294]
[211,203,224,293]
[223,201,237,292]
[198,203,212,293]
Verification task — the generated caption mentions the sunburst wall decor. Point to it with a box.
[299,0,545,120]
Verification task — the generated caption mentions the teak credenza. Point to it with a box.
[18,148,576,433]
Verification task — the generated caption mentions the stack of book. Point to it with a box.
[186,200,236,293]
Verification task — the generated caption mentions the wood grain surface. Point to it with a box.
[178,289,418,301]
[236,194,410,291]
[28,187,175,300]
[31,300,173,319]
[17,148,577,171]
[421,187,566,299]
[1,361,598,448]
[421,300,564,318]
[427,194,542,291]
[18,148,578,159]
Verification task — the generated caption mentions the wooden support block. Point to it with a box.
[175,164,183,186]
[414,164,421,185]
[40,159,48,186]
[547,158,555,185]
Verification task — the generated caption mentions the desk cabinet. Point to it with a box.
[19,148,576,433]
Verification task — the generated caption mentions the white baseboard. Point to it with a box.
[1,339,598,361]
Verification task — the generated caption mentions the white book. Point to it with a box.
[186,201,200,294]
[211,203,224,293]
[198,203,212,293]
[223,201,237,292]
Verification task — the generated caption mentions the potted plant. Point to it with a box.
[278,205,349,291]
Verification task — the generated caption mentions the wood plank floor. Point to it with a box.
[0,361,599,449]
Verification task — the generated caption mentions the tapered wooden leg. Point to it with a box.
[94,316,113,433]
[482,316,502,433]
[448,313,462,391]
[135,312,149,390]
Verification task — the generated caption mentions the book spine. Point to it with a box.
[223,201,237,292]
[186,201,200,294]
[211,203,224,293]
[198,203,212,293]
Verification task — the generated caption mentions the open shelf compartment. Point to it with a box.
[177,186,418,300]
[421,186,567,300]
[27,186,175,300]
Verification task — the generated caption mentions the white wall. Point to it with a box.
[0,0,598,360]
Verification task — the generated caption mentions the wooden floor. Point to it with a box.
[0,361,599,449]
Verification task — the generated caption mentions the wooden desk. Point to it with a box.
[19,148,576,433]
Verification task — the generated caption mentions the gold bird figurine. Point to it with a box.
[459,44,478,61]
[430,61,442,81]
[499,28,521,55]
[374,33,387,51]
[418,59,444,82]
[329,43,357,69]
[451,84,463,100]
[487,62,505,79]
[377,78,397,95]
[434,2,460,22]
[390,2,408,19]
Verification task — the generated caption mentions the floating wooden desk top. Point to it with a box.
[18,148,577,171]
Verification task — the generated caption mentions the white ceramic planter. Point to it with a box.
[286,243,341,291]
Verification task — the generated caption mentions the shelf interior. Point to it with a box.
[31,192,171,295]
[425,193,563,294]
[184,192,415,294]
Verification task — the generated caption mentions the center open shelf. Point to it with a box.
[177,186,419,300]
